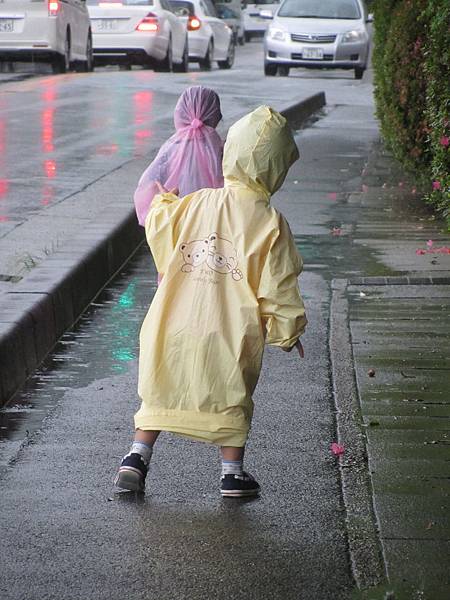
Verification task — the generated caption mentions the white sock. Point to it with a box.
[222,459,243,477]
[130,441,153,465]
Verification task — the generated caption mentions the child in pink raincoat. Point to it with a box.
[134,85,224,227]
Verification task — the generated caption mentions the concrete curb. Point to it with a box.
[0,92,327,407]
[329,278,386,590]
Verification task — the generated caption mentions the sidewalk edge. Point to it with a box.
[329,278,386,589]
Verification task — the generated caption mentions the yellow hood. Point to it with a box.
[222,105,299,199]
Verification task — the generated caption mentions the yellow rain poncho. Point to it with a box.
[135,106,307,447]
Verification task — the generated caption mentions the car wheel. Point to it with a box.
[264,62,277,76]
[218,40,235,70]
[278,65,290,76]
[244,31,251,42]
[52,33,70,74]
[76,33,94,72]
[173,39,189,73]
[155,37,173,72]
[354,66,364,80]
[199,40,213,71]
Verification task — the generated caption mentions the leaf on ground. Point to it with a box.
[331,442,345,456]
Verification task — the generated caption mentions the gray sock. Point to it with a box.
[222,459,243,477]
[130,441,153,465]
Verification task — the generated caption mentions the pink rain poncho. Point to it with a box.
[134,86,224,226]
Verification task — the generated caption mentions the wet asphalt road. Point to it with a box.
[1,35,436,600]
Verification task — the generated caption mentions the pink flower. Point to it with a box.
[427,239,434,249]
[432,181,441,190]
[331,443,345,456]
[440,136,449,147]
[416,249,427,255]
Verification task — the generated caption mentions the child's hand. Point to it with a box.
[156,181,179,196]
[281,340,305,358]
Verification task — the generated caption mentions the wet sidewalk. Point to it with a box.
[1,63,449,598]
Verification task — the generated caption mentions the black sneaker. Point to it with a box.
[114,453,148,492]
[220,472,260,498]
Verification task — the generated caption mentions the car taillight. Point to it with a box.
[136,14,159,32]
[188,15,201,31]
[48,0,59,16]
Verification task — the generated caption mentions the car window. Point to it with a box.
[203,0,218,16]
[278,0,360,19]
[169,0,194,15]
[160,0,172,10]
[87,0,154,5]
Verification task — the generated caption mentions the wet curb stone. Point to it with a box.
[0,91,326,407]
[330,278,386,590]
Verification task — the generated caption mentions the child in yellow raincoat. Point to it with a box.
[115,105,307,497]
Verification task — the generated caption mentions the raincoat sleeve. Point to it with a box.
[144,192,187,275]
[257,214,307,348]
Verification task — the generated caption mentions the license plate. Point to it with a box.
[95,19,120,31]
[303,47,323,59]
[0,19,15,32]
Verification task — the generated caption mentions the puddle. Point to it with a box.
[0,245,157,450]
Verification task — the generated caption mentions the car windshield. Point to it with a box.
[278,0,360,19]
[87,0,154,5]
[169,0,194,15]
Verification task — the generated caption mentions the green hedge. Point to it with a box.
[373,0,450,223]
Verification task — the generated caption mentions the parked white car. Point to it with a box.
[0,0,93,73]
[87,0,189,71]
[242,0,280,41]
[170,0,234,69]
[214,0,244,46]
[264,0,371,79]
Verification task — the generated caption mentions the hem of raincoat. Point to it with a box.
[134,408,250,447]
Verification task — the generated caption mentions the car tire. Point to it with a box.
[278,65,290,76]
[155,37,173,72]
[264,62,277,76]
[354,66,364,80]
[52,33,70,74]
[218,40,235,70]
[199,40,213,71]
[76,33,94,73]
[173,39,189,73]
[244,31,251,42]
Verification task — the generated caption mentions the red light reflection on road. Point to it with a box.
[0,179,8,197]
[41,184,54,206]
[44,159,57,179]
[133,91,153,155]
[42,107,55,153]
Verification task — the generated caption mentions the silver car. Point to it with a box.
[264,0,371,79]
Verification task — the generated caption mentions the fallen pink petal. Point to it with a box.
[398,181,404,187]
[362,184,369,193]
[331,443,345,456]
[331,227,342,236]
[327,192,338,201]
[435,246,450,254]
[440,136,449,147]
[416,249,427,255]
[432,181,441,190]
[411,187,417,194]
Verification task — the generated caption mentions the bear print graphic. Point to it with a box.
[206,233,243,281]
[179,239,209,272]
[179,233,243,281]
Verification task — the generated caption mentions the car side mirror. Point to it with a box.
[366,13,373,23]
